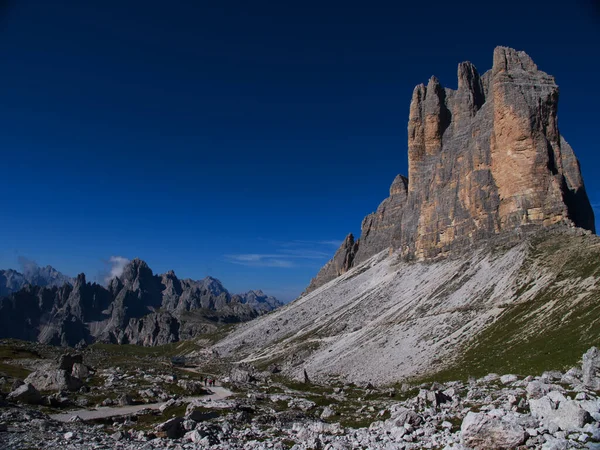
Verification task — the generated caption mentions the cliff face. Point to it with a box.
[306,47,594,293]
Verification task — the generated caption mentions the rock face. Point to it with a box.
[303,233,358,294]
[0,259,282,347]
[306,47,594,293]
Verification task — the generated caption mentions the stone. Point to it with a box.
[321,406,335,419]
[71,363,89,380]
[6,383,41,405]
[117,393,133,406]
[529,391,591,431]
[156,417,185,439]
[304,369,310,384]
[24,369,82,392]
[583,347,600,390]
[58,353,83,372]
[111,431,126,441]
[229,367,256,383]
[526,381,563,400]
[63,431,75,440]
[500,374,518,384]
[461,411,526,449]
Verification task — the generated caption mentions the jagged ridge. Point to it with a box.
[0,258,282,347]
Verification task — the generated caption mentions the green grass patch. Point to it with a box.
[419,233,600,383]
[0,361,32,379]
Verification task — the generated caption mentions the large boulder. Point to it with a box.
[24,369,83,392]
[156,417,185,439]
[58,353,83,372]
[229,367,256,383]
[529,391,591,431]
[583,347,600,390]
[6,383,41,405]
[460,411,526,449]
[71,362,89,380]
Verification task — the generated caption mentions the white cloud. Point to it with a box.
[224,237,343,269]
[224,254,295,268]
[105,256,130,284]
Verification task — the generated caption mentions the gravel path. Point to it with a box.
[49,386,233,422]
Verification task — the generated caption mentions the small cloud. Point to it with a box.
[225,237,343,269]
[317,240,343,247]
[18,256,39,275]
[224,254,295,268]
[105,256,130,284]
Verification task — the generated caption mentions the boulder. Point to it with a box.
[321,406,335,420]
[24,369,83,392]
[389,407,423,427]
[58,353,83,372]
[6,383,41,405]
[529,391,591,431]
[526,380,563,399]
[461,412,526,449]
[229,367,255,383]
[500,374,518,384]
[583,347,600,390]
[177,379,208,395]
[117,393,133,406]
[71,363,89,380]
[156,417,185,439]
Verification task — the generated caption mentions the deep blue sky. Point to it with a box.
[1,0,599,301]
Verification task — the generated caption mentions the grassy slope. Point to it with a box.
[425,231,600,382]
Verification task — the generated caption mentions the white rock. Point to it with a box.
[529,391,590,432]
[460,412,526,449]
[500,374,518,384]
[582,347,600,390]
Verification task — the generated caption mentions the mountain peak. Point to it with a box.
[305,46,595,294]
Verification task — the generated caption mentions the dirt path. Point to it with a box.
[49,386,233,422]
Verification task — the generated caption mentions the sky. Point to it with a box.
[0,0,599,301]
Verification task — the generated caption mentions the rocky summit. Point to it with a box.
[0,258,282,347]
[306,46,594,293]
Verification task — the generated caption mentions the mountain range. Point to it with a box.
[0,258,282,347]
[0,265,74,297]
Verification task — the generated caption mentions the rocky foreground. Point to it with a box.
[0,340,599,449]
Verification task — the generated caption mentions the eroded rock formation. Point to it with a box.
[306,46,594,293]
[0,258,283,346]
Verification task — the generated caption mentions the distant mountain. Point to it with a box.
[0,265,74,296]
[0,258,282,347]
[237,290,282,313]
